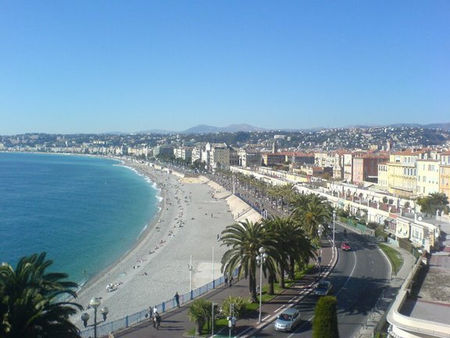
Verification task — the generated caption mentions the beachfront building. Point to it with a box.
[174,147,192,162]
[352,154,388,185]
[416,159,440,196]
[237,149,262,167]
[440,165,450,200]
[153,145,175,158]
[191,146,202,164]
[261,152,285,166]
[209,143,230,170]
[343,153,354,182]
[381,151,425,198]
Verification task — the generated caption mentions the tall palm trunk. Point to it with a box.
[279,263,286,288]
[289,257,295,280]
[268,272,275,295]
[249,272,257,302]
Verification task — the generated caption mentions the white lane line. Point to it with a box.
[336,249,357,296]
[274,305,285,312]
[262,314,271,321]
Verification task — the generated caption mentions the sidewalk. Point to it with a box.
[115,243,337,338]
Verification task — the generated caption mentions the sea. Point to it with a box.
[0,152,158,287]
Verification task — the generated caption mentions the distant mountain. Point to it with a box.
[139,129,173,134]
[181,124,266,134]
[424,122,450,131]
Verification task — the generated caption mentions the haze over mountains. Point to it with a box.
[139,122,450,135]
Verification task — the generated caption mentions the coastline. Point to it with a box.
[73,158,238,326]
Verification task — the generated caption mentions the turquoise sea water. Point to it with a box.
[0,153,158,286]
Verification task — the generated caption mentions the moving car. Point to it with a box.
[314,280,332,296]
[341,241,351,251]
[274,307,302,332]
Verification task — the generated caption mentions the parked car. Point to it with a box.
[341,241,351,251]
[314,280,333,296]
[274,307,302,332]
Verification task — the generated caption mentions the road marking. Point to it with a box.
[274,305,285,312]
[262,314,271,321]
[336,250,357,296]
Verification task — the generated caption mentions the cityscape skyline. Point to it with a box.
[1,1,449,134]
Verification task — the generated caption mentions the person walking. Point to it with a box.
[148,306,153,320]
[174,291,180,308]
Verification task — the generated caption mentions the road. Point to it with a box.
[252,227,390,338]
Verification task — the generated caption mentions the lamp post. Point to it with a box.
[81,297,109,338]
[256,247,268,323]
[317,224,323,274]
[332,209,336,248]
[188,255,193,299]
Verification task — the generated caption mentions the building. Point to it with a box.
[153,145,175,157]
[238,149,261,167]
[381,150,428,198]
[209,143,230,169]
[440,165,450,200]
[174,147,192,162]
[416,159,440,196]
[261,153,286,166]
[352,155,388,185]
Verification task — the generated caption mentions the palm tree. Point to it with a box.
[291,194,332,240]
[0,252,82,338]
[220,220,266,302]
[187,298,212,335]
[263,216,315,286]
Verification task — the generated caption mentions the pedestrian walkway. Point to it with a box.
[115,243,336,338]
[356,243,417,338]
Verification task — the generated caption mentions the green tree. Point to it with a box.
[263,216,315,287]
[291,194,332,240]
[0,252,82,338]
[220,220,266,302]
[187,298,212,335]
[417,192,449,216]
[312,296,339,338]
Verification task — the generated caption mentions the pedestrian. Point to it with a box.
[154,312,161,329]
[148,306,153,319]
[229,275,233,287]
[174,291,180,308]
[153,305,158,317]
[224,275,228,287]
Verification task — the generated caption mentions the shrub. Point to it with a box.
[221,296,247,319]
[312,296,339,338]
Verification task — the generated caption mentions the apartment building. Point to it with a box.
[440,165,450,200]
[352,154,388,185]
[416,159,440,196]
[261,153,286,166]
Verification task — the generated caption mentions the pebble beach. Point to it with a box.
[74,159,250,327]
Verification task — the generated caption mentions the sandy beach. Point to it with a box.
[74,159,258,328]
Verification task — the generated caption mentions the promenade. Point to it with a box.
[116,242,336,338]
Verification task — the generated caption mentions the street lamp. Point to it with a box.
[188,255,194,299]
[332,209,336,248]
[256,247,268,323]
[81,297,109,338]
[317,225,323,274]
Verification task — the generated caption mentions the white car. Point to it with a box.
[314,280,332,296]
[274,307,302,332]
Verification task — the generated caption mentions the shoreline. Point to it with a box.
[73,158,238,325]
[74,159,166,295]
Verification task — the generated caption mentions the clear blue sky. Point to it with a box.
[0,1,449,134]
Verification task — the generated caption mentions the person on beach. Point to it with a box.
[174,292,180,308]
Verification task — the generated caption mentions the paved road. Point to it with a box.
[252,227,390,337]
